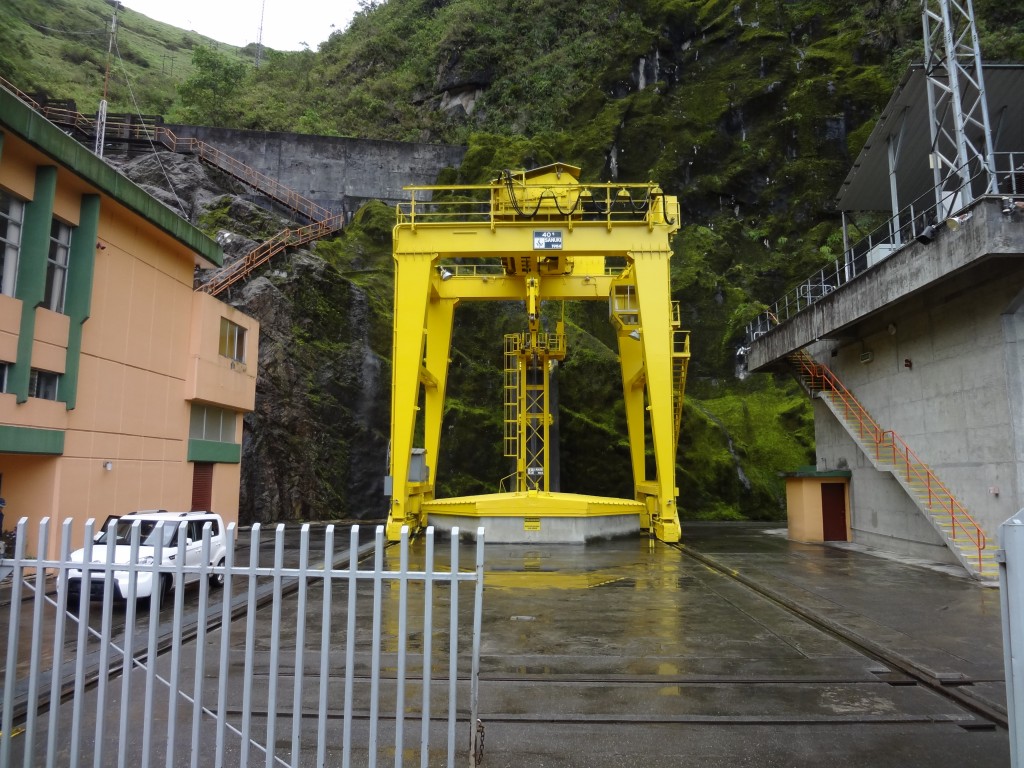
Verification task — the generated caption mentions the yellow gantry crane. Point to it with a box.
[384,164,690,543]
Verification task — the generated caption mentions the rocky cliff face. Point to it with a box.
[237,258,391,523]
[116,152,394,524]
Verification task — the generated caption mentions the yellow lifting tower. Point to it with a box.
[384,163,690,543]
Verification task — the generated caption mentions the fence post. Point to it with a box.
[1000,511,1024,767]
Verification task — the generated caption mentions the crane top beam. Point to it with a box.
[393,163,680,265]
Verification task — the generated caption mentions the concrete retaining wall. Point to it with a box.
[164,125,466,214]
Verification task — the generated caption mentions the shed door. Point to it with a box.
[191,463,214,511]
[821,482,848,541]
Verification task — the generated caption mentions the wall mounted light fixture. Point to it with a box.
[102,461,113,471]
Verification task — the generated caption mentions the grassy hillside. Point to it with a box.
[0,0,252,114]
[4,0,1022,521]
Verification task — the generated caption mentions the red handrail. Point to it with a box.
[790,350,988,571]
[199,213,346,296]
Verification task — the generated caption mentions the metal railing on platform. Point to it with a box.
[747,152,1024,344]
[397,178,678,231]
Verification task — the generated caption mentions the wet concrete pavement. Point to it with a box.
[1,521,1011,766]
[470,522,1008,767]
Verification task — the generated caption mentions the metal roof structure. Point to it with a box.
[835,63,1024,212]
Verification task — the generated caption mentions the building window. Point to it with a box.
[219,318,246,362]
[29,369,59,400]
[0,190,24,297]
[189,404,238,443]
[0,362,8,393]
[45,220,71,313]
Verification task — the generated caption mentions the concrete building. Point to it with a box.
[0,86,259,557]
[746,64,1024,578]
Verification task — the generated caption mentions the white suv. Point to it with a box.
[67,510,230,603]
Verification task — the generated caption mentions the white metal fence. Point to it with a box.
[0,520,485,768]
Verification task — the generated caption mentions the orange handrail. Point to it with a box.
[790,349,988,570]
[199,212,347,296]
[155,127,333,223]
[0,74,41,109]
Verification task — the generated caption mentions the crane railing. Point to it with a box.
[672,329,691,454]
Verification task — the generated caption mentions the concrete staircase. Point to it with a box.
[789,351,998,581]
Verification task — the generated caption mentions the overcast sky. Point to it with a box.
[121,0,362,52]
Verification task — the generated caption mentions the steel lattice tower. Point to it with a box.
[921,0,998,217]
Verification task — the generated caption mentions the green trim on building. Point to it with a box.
[188,439,241,464]
[0,89,222,267]
[60,194,99,410]
[11,165,57,404]
[0,424,65,454]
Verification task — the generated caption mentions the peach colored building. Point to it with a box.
[783,467,851,544]
[0,87,258,557]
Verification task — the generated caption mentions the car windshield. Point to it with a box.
[96,519,179,548]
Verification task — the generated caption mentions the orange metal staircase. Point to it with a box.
[152,126,333,224]
[198,213,346,296]
[789,350,997,580]
[0,76,346,295]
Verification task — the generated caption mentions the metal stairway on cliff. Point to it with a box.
[0,75,346,296]
[788,350,997,580]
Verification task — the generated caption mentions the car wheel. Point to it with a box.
[150,575,171,609]
[65,585,82,614]
[209,559,225,588]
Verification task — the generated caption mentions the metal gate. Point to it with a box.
[0,520,485,767]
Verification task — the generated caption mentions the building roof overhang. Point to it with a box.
[835,63,1024,212]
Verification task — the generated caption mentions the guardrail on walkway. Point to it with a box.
[197,213,347,296]
[1,520,485,768]
[790,350,988,573]
[746,152,1024,344]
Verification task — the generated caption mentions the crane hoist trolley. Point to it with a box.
[384,163,690,543]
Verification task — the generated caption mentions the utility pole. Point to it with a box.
[95,2,120,158]
[255,0,267,69]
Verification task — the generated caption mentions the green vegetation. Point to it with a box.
[0,0,252,114]
[5,0,1022,521]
